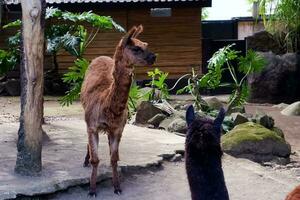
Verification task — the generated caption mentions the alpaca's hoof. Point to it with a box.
[83,162,90,168]
[114,189,122,195]
[88,191,97,197]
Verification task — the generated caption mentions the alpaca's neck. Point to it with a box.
[108,57,133,116]
[186,149,229,200]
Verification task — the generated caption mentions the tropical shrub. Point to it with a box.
[0,49,18,76]
[2,7,124,105]
[146,68,169,102]
[0,22,21,76]
[248,0,300,52]
[199,44,266,112]
[176,68,208,111]
[59,58,89,106]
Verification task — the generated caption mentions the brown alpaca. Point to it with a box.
[80,25,156,197]
[286,185,300,200]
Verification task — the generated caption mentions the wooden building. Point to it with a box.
[1,0,211,79]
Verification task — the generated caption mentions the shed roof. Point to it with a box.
[4,0,211,6]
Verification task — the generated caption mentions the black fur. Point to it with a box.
[185,105,229,200]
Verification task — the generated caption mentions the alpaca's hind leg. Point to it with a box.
[88,128,99,197]
[108,134,122,195]
[83,144,90,167]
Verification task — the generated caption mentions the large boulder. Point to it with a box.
[44,72,68,95]
[258,115,274,129]
[167,118,187,134]
[231,113,249,126]
[272,103,289,110]
[281,101,300,116]
[135,101,164,124]
[5,79,20,96]
[246,31,284,54]
[222,122,291,162]
[248,52,300,103]
[147,114,167,128]
[158,111,185,130]
[204,97,223,110]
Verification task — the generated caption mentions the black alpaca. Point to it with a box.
[185,105,229,200]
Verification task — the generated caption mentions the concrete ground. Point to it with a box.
[0,96,300,200]
[0,120,184,200]
[48,156,299,200]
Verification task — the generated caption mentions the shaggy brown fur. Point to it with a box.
[286,185,300,200]
[80,25,156,197]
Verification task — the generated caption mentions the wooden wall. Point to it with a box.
[238,21,264,40]
[1,7,202,80]
[127,8,202,79]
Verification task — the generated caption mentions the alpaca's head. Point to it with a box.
[185,105,226,156]
[118,25,156,66]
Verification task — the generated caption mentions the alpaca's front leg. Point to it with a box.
[83,144,90,167]
[88,129,99,197]
[108,134,122,195]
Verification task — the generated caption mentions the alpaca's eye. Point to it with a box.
[132,46,143,53]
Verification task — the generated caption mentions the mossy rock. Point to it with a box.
[271,127,285,139]
[221,122,291,162]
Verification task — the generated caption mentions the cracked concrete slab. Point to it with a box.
[0,121,185,200]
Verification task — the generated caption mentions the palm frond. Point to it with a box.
[60,58,89,106]
[238,50,266,74]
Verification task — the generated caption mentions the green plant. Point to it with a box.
[200,44,266,113]
[59,58,89,106]
[0,49,18,76]
[201,8,209,20]
[0,20,21,76]
[146,68,169,102]
[176,68,208,111]
[248,0,300,52]
[127,82,149,118]
[3,7,124,105]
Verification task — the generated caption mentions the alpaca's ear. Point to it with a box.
[213,107,226,136]
[121,26,137,47]
[132,25,143,38]
[186,105,195,126]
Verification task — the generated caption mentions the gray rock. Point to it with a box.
[204,97,223,110]
[271,127,285,139]
[159,115,177,130]
[258,115,275,129]
[170,154,183,162]
[158,111,187,131]
[273,157,290,165]
[246,31,284,54]
[248,52,299,103]
[281,101,300,116]
[174,104,181,110]
[153,100,176,115]
[180,104,191,111]
[227,106,246,114]
[147,114,167,127]
[272,103,289,110]
[167,118,187,134]
[5,79,20,96]
[135,101,163,124]
[222,122,291,162]
[231,113,249,126]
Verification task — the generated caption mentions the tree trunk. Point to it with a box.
[15,0,46,176]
